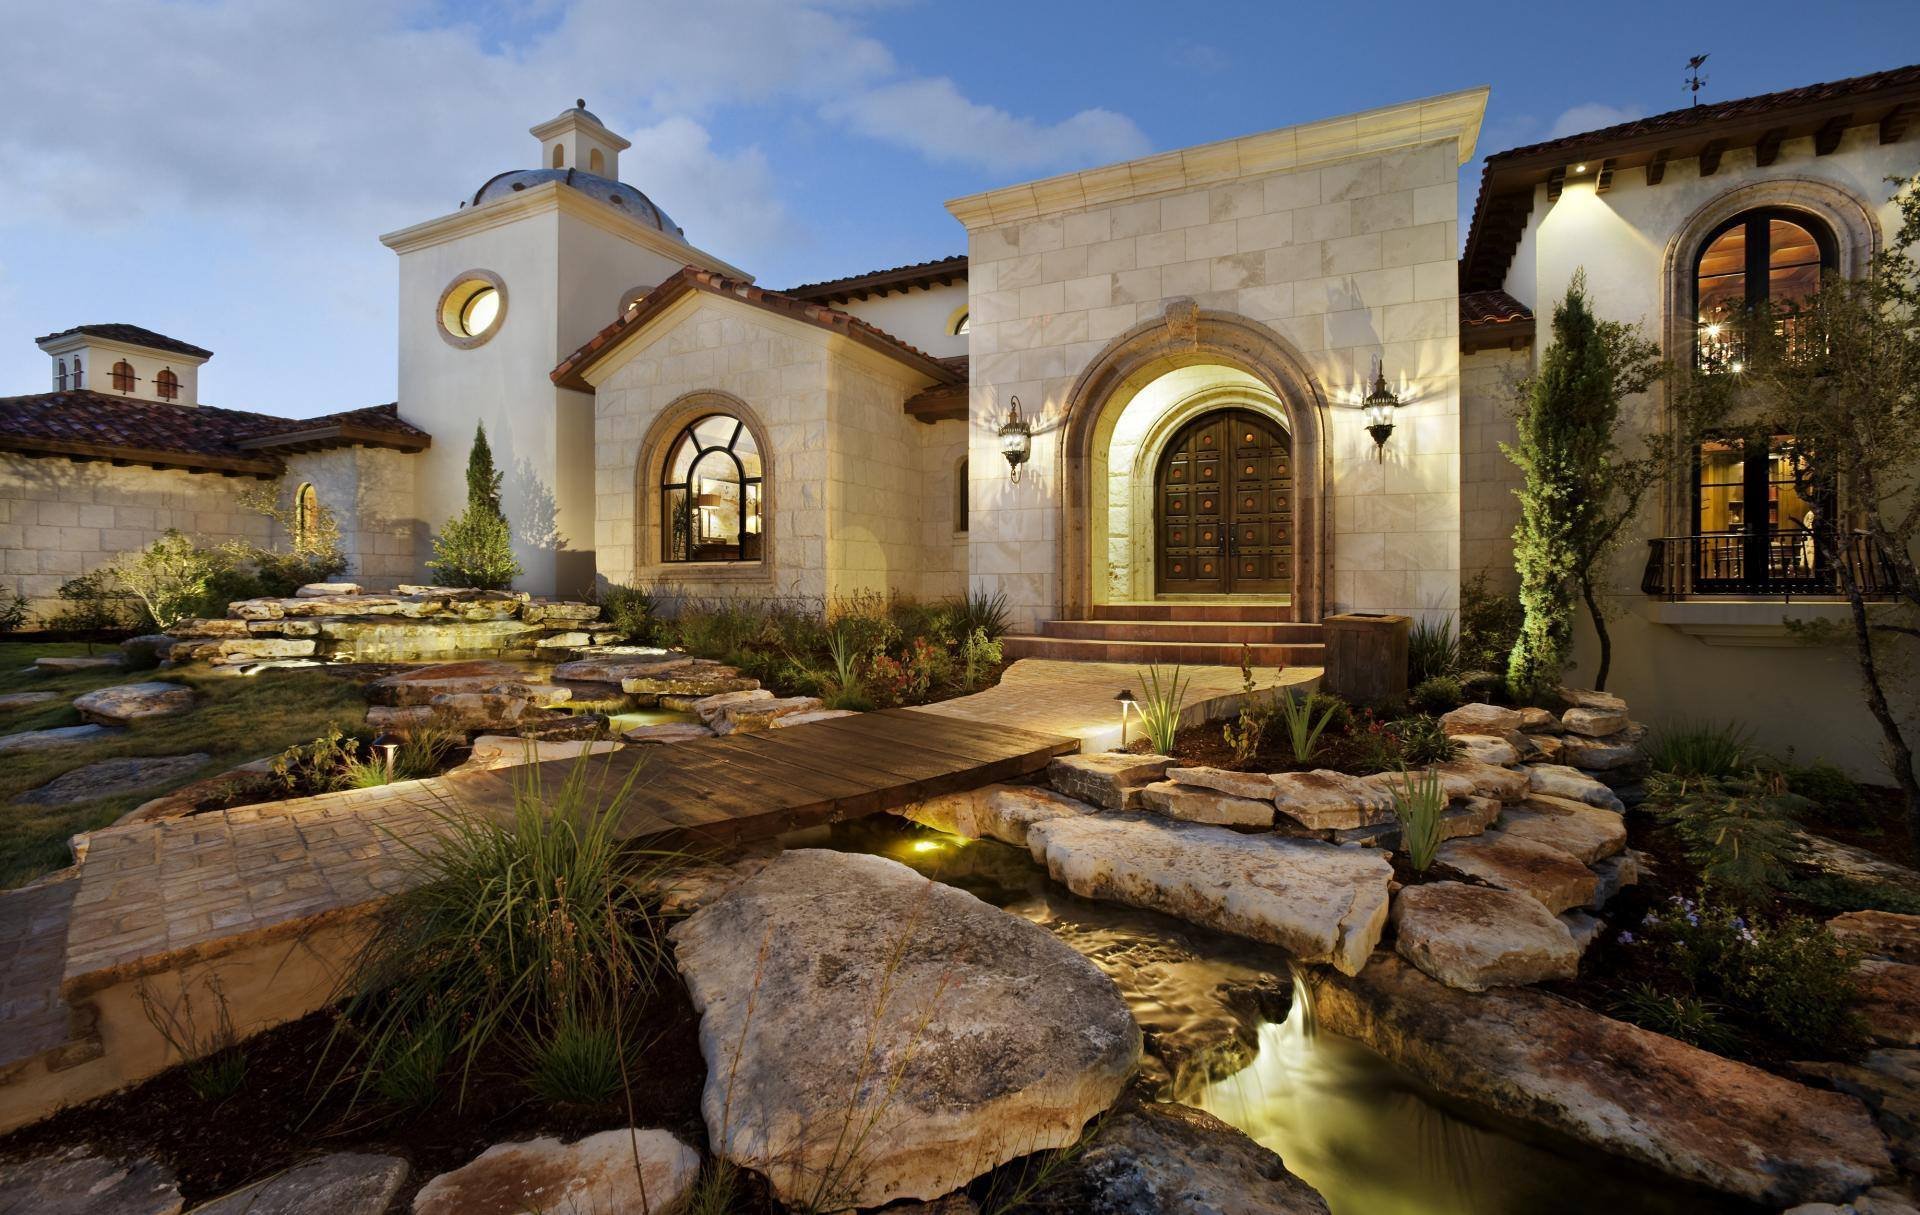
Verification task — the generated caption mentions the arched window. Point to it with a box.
[155,368,180,401]
[588,148,605,175]
[110,360,135,393]
[661,414,762,562]
[55,359,67,391]
[955,457,969,533]
[72,356,82,388]
[293,483,320,550]
[1694,209,1836,370]
[551,144,565,169]
[952,311,970,336]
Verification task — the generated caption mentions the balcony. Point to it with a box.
[1641,530,1897,645]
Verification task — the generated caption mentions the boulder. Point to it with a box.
[713,695,823,733]
[411,1130,697,1215]
[460,736,622,770]
[195,1152,407,1215]
[520,599,602,624]
[1068,1100,1332,1215]
[1525,733,1566,763]
[0,723,119,752]
[1356,766,1476,803]
[774,709,862,727]
[1518,706,1561,734]
[1166,766,1278,801]
[1561,909,1606,952]
[1795,1050,1920,1173]
[1587,850,1642,909]
[1435,831,1598,914]
[1289,795,1499,849]
[120,634,175,665]
[671,849,1140,1208]
[294,581,363,597]
[1559,686,1629,714]
[213,638,317,662]
[551,653,689,683]
[1796,834,1920,895]
[1496,795,1627,864]
[533,631,592,650]
[1434,758,1530,802]
[0,691,59,711]
[1308,954,1895,1207]
[15,754,210,807]
[686,688,773,721]
[1269,770,1396,830]
[1027,814,1392,976]
[365,661,531,706]
[1560,724,1648,771]
[1139,782,1274,828]
[170,618,250,638]
[1439,703,1524,737]
[625,671,761,697]
[1452,733,1520,766]
[71,681,195,725]
[1048,752,1173,810]
[1857,961,1920,1047]
[0,1146,181,1215]
[1525,763,1626,812]
[902,784,1093,847]
[1391,881,1580,991]
[34,654,122,671]
[622,721,715,743]
[1562,706,1630,737]
[1831,912,1920,966]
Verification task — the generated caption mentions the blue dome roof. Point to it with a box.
[468,168,681,237]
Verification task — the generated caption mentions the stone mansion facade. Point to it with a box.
[4,67,1918,770]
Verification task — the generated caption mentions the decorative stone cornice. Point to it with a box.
[945,86,1490,230]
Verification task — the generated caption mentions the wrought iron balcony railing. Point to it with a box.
[1642,529,1898,600]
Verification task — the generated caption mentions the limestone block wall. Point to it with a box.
[957,131,1467,628]
[1458,345,1527,589]
[282,448,422,588]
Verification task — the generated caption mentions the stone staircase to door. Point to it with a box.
[1003,603,1323,667]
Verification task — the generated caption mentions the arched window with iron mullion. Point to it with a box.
[661,413,763,562]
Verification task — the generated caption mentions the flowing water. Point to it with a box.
[811,817,1751,1215]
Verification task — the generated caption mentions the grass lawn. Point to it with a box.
[0,642,370,888]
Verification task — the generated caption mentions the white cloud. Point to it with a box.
[621,117,802,262]
[1545,102,1644,142]
[825,77,1152,176]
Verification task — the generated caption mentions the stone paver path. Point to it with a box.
[912,658,1319,752]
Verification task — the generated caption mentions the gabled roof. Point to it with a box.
[0,392,428,476]
[1461,61,1920,292]
[552,266,964,391]
[35,324,213,359]
[1459,289,1535,354]
[783,255,968,305]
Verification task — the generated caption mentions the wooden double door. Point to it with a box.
[1155,409,1293,595]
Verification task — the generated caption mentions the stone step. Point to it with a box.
[1038,619,1323,644]
[1089,602,1297,622]
[1002,634,1324,667]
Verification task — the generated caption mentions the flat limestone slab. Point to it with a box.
[0,723,119,753]
[1027,813,1393,975]
[16,754,210,807]
[194,1152,406,1215]
[1392,881,1579,991]
[902,783,1092,847]
[413,1131,695,1215]
[1047,751,1171,809]
[1138,781,1274,827]
[1497,795,1627,865]
[1270,769,1395,830]
[0,692,60,711]
[33,655,121,672]
[71,681,195,725]
[1310,954,1895,1207]
[1830,911,1920,966]
[0,1145,180,1215]
[1435,830,1598,914]
[1525,763,1627,812]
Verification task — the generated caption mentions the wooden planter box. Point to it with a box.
[1321,612,1409,705]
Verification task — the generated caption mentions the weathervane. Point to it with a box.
[1686,54,1710,106]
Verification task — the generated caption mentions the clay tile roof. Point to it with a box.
[35,323,214,359]
[1460,290,1532,327]
[552,266,964,391]
[783,255,968,304]
[0,391,429,475]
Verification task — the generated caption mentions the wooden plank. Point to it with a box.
[802,710,1066,769]
[884,708,1078,753]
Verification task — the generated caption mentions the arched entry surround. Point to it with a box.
[1061,300,1331,620]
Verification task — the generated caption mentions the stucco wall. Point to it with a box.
[960,137,1465,628]
[833,281,970,359]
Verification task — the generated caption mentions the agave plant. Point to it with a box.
[1135,665,1191,754]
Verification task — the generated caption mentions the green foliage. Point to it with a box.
[597,582,667,644]
[1610,983,1739,1053]
[1646,721,1752,779]
[960,627,1002,693]
[107,530,236,630]
[950,587,1012,641]
[1407,614,1458,685]
[1390,714,1463,766]
[1651,770,1806,902]
[1784,762,1866,820]
[1391,767,1447,872]
[138,974,247,1103]
[1135,665,1190,755]
[1304,692,1354,734]
[232,480,350,595]
[1278,687,1338,764]
[523,1015,627,1108]
[45,570,137,634]
[1456,573,1522,676]
[429,422,521,590]
[1787,874,1920,916]
[368,1020,449,1109]
[269,725,359,797]
[328,753,678,1110]
[1221,647,1273,765]
[1408,675,1465,714]
[0,594,29,634]
[1646,895,1865,1055]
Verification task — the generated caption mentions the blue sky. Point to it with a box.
[1,0,1912,418]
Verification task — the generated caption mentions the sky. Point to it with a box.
[1,0,1915,418]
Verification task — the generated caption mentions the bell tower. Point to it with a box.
[530,100,629,178]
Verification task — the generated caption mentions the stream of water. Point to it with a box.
[812,817,1751,1215]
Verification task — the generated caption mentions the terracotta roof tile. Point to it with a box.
[35,324,214,359]
[783,255,968,302]
[552,266,964,390]
[1460,290,1533,327]
[0,391,429,474]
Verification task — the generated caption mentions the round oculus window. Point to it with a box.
[437,271,507,347]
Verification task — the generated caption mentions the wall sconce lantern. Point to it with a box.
[1361,358,1400,462]
[998,395,1032,483]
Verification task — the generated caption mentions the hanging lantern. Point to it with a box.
[1362,358,1400,461]
[999,395,1033,483]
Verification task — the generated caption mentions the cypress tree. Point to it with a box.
[428,422,522,590]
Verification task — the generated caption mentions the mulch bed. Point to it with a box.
[0,986,710,1209]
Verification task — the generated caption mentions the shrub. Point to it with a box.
[328,753,678,1108]
[1787,875,1920,916]
[269,725,358,797]
[597,582,667,644]
[1390,715,1463,766]
[1278,688,1338,764]
[1341,713,1408,775]
[1409,675,1465,714]
[1610,983,1739,1053]
[1304,691,1354,734]
[0,593,29,634]
[1407,614,1458,685]
[1647,720,1752,779]
[45,569,137,633]
[959,627,1002,692]
[1784,762,1865,820]
[1651,771,1805,902]
[1135,665,1190,754]
[1456,572,1523,678]
[233,480,350,594]
[428,423,521,590]
[1391,768,1446,871]
[949,587,1011,641]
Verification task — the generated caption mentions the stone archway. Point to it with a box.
[1059,299,1332,620]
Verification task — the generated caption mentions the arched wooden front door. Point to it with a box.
[1155,409,1293,595]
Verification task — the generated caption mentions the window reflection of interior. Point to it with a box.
[1694,213,1832,369]
[661,413,763,563]
[1694,434,1823,584]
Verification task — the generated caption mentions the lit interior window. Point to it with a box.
[954,311,971,335]
[459,285,501,336]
